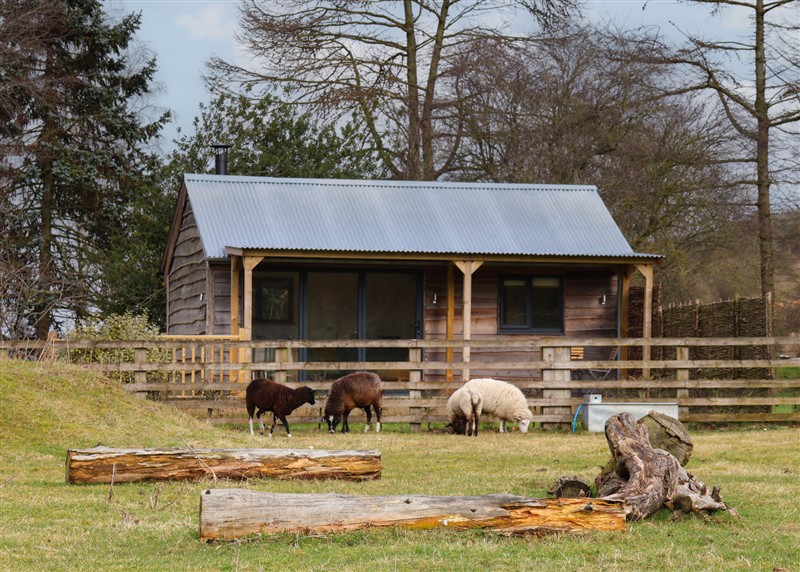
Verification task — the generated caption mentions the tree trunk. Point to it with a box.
[35,124,55,340]
[66,447,381,484]
[638,410,693,466]
[596,413,733,520]
[754,0,774,300]
[199,490,626,541]
[403,0,421,180]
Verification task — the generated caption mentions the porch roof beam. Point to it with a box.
[224,247,661,266]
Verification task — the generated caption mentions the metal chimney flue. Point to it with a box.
[211,144,232,175]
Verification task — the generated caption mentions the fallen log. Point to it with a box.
[199,489,626,541]
[596,413,734,520]
[66,447,381,484]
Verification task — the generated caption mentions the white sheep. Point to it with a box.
[447,386,483,436]
[462,378,533,433]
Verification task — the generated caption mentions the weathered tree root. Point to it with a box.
[553,413,737,521]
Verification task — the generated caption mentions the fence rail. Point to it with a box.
[3,336,799,428]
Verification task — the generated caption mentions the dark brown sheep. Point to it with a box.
[246,378,315,438]
[323,372,382,433]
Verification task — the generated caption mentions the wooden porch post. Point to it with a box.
[454,260,483,382]
[446,262,455,383]
[619,267,633,380]
[635,263,654,380]
[242,255,265,382]
[230,256,241,382]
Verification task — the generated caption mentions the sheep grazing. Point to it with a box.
[245,378,315,438]
[462,378,533,433]
[323,371,383,434]
[447,386,483,436]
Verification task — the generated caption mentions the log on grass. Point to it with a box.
[66,447,381,484]
[597,413,733,520]
[199,489,626,541]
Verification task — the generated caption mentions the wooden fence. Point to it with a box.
[3,336,799,428]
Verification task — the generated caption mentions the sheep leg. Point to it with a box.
[247,404,258,436]
[273,414,291,438]
[342,411,350,433]
[466,415,474,437]
[474,411,479,436]
[375,406,381,433]
[363,406,372,432]
[256,410,267,435]
[499,420,506,433]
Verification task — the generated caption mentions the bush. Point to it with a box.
[67,312,169,386]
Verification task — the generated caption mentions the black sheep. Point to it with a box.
[246,378,315,438]
[323,371,383,433]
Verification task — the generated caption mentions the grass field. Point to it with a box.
[1,360,798,571]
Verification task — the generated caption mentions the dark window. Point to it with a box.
[254,277,293,323]
[499,275,563,333]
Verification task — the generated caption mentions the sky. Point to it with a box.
[108,0,757,154]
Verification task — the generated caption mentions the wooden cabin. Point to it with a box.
[162,175,660,380]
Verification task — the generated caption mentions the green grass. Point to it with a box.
[774,366,800,412]
[1,360,799,571]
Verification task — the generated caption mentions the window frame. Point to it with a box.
[498,274,564,334]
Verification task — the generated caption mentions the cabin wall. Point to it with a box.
[211,266,233,335]
[166,199,209,335]
[422,265,618,380]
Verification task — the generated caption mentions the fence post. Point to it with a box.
[408,347,423,432]
[274,346,288,384]
[676,345,689,420]
[542,345,571,430]
[134,347,147,388]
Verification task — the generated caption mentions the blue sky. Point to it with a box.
[109,0,755,154]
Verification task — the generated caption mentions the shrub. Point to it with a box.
[67,312,169,386]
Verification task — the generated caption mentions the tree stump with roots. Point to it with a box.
[552,413,736,521]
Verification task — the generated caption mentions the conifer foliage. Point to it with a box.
[0,0,168,338]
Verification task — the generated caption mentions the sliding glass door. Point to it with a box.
[252,268,421,380]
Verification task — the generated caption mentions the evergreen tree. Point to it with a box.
[164,91,379,184]
[0,0,168,338]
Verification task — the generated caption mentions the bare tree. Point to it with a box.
[644,0,800,298]
[207,0,576,181]
[453,27,744,300]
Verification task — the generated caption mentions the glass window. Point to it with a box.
[254,277,293,323]
[499,275,563,333]
[531,277,562,331]
[501,279,528,328]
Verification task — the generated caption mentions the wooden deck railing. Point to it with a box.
[3,336,799,427]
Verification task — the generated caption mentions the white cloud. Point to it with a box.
[175,4,237,40]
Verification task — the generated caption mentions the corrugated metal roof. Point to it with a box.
[183,174,656,260]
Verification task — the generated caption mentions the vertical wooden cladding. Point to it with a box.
[422,265,618,380]
[167,199,209,335]
[563,270,618,337]
[211,267,232,335]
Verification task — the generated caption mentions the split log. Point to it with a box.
[66,447,381,484]
[596,413,734,520]
[199,489,626,541]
